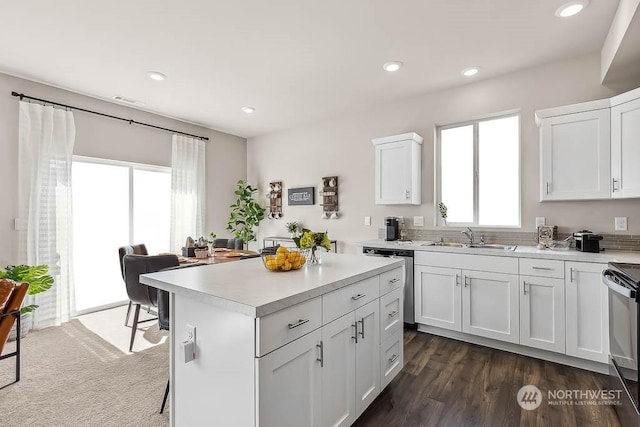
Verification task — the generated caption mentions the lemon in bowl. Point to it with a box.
[261,246,306,272]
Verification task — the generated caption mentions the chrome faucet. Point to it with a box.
[461,227,474,244]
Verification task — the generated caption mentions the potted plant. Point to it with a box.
[286,222,299,238]
[0,264,54,340]
[227,180,266,248]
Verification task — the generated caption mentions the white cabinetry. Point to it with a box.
[565,262,609,363]
[372,132,422,205]
[519,276,565,353]
[258,329,323,427]
[611,90,640,198]
[537,105,611,201]
[354,300,380,416]
[414,252,519,344]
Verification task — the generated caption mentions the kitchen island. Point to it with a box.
[141,253,405,427]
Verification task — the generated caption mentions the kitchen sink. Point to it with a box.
[468,244,517,251]
[421,242,517,251]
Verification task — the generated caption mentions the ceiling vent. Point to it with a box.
[112,95,146,106]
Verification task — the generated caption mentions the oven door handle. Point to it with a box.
[602,270,636,299]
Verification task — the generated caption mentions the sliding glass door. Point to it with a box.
[72,157,171,314]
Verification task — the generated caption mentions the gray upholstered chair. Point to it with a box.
[122,254,179,352]
[118,244,149,326]
[212,238,244,250]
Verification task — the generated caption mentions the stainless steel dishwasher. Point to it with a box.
[363,247,414,324]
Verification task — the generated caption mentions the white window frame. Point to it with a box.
[434,111,521,228]
[73,156,171,244]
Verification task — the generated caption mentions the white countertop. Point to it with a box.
[140,253,404,318]
[359,239,640,264]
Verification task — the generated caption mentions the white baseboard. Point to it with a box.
[416,324,609,375]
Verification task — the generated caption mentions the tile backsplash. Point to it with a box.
[377,228,640,252]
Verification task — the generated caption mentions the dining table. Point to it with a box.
[179,248,260,265]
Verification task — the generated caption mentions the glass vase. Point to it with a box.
[305,247,321,265]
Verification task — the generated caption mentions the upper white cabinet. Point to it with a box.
[536,86,640,201]
[611,89,640,198]
[537,106,611,201]
[372,132,422,205]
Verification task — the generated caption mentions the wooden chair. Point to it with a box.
[0,279,29,389]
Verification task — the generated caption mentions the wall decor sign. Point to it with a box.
[288,187,315,205]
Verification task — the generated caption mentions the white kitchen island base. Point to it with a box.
[142,253,405,427]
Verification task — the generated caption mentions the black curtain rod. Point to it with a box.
[11,91,209,141]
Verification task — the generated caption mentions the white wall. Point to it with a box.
[248,53,640,254]
[0,72,247,266]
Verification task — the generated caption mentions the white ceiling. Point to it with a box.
[0,1,619,138]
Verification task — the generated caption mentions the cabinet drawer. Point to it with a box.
[381,334,403,388]
[415,251,518,274]
[380,287,403,343]
[519,258,564,279]
[256,297,322,357]
[323,276,380,324]
[380,267,403,295]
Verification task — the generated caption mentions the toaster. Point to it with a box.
[573,230,603,253]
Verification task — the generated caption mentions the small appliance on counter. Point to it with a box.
[538,225,558,246]
[573,230,603,253]
[385,217,399,241]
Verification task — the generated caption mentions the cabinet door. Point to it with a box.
[611,96,640,198]
[540,109,611,200]
[414,265,461,331]
[519,276,565,353]
[322,312,356,427]
[462,270,519,343]
[375,141,413,204]
[258,329,322,427]
[565,262,609,363]
[354,300,381,417]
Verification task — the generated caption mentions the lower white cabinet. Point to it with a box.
[321,299,381,426]
[519,276,565,353]
[565,262,609,363]
[258,329,323,427]
[462,270,519,343]
[415,264,518,344]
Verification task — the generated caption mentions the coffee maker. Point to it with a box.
[385,217,399,241]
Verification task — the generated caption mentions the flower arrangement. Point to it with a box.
[293,229,331,264]
[285,222,299,237]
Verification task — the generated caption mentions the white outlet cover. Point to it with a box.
[535,217,546,227]
[413,216,424,227]
[364,216,371,226]
[615,217,628,231]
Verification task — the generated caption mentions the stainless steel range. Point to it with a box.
[602,263,639,426]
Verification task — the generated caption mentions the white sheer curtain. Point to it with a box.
[170,134,206,253]
[18,101,76,328]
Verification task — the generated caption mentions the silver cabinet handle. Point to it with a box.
[389,278,400,284]
[531,266,552,271]
[523,281,528,295]
[351,294,366,301]
[570,267,575,283]
[316,341,323,367]
[464,275,470,287]
[352,322,358,343]
[388,310,398,318]
[455,274,460,286]
[288,319,309,329]
[389,354,399,364]
[546,182,550,195]
[358,318,365,339]
[613,178,619,192]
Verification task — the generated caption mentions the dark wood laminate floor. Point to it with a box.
[354,329,621,427]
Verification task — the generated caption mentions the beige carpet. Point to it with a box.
[0,319,170,427]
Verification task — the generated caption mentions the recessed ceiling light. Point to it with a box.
[148,71,167,81]
[462,67,480,77]
[383,61,403,72]
[555,0,589,18]
[241,106,255,114]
